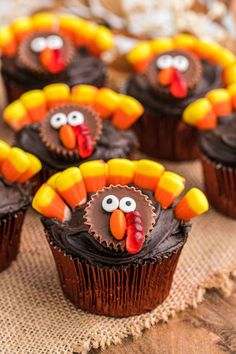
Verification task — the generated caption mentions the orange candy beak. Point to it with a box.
[59,125,76,150]
[110,209,127,241]
[159,67,175,86]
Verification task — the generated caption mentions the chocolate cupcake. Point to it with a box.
[0,13,114,102]
[125,34,236,161]
[3,83,143,187]
[0,140,42,271]
[32,158,208,316]
[183,84,236,218]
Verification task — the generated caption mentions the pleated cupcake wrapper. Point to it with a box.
[0,208,27,271]
[45,228,188,317]
[200,153,236,218]
[132,108,199,161]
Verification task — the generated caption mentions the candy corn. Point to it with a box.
[112,96,144,130]
[151,37,174,54]
[43,83,70,108]
[214,47,235,68]
[206,89,232,116]
[3,100,31,131]
[223,62,236,86]
[127,42,153,72]
[227,83,236,109]
[55,167,87,208]
[107,159,135,185]
[47,172,61,190]
[71,85,98,106]
[59,15,81,41]
[155,174,185,209]
[134,160,165,191]
[175,188,209,220]
[17,153,42,183]
[183,98,217,130]
[32,184,71,222]
[80,160,107,193]
[174,34,197,51]
[0,26,17,57]
[194,39,220,61]
[20,90,47,123]
[0,140,10,167]
[1,147,30,183]
[162,171,186,186]
[73,20,96,47]
[93,88,120,119]
[31,13,57,31]
[11,17,33,42]
[91,25,114,55]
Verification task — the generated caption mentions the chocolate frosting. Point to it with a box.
[126,60,221,116]
[2,47,106,89]
[15,121,138,170]
[0,177,31,216]
[199,117,236,167]
[42,189,190,268]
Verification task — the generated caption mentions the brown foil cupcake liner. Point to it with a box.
[200,153,236,218]
[45,229,187,317]
[133,109,199,161]
[0,209,27,271]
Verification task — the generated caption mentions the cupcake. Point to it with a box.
[0,13,114,102]
[183,83,236,218]
[0,140,42,271]
[125,34,236,161]
[3,83,143,187]
[32,158,208,316]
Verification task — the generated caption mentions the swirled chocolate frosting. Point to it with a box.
[1,47,106,89]
[199,118,236,167]
[126,61,221,115]
[15,121,138,170]
[0,177,31,216]
[42,190,190,268]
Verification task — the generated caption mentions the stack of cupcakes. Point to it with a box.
[0,12,114,102]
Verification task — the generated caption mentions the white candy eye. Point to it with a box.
[50,113,67,129]
[30,37,47,53]
[156,54,173,69]
[47,35,63,50]
[119,197,136,213]
[172,55,189,72]
[67,111,84,127]
[102,195,119,213]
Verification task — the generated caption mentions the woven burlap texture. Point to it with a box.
[0,111,236,354]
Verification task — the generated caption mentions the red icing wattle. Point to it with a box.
[73,124,94,158]
[40,48,66,73]
[125,211,145,254]
[170,69,187,98]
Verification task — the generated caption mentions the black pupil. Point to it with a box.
[56,117,61,121]
[107,198,113,204]
[126,201,131,206]
[72,115,77,119]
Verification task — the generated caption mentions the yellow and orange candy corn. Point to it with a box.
[59,15,81,41]
[163,171,186,186]
[3,100,31,131]
[71,85,98,106]
[20,90,47,123]
[90,25,114,56]
[134,160,165,191]
[206,89,232,116]
[155,174,185,209]
[47,172,61,190]
[175,188,209,220]
[0,26,17,57]
[107,159,135,185]
[80,160,107,193]
[227,83,236,109]
[1,147,30,183]
[127,42,153,72]
[93,88,120,119]
[33,184,71,222]
[151,37,174,54]
[11,17,33,42]
[174,34,197,51]
[17,153,42,183]
[223,62,236,86]
[73,20,96,47]
[44,83,70,109]
[112,96,144,130]
[183,98,217,130]
[31,13,57,32]
[0,141,10,167]
[55,167,87,208]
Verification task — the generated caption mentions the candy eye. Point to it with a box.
[156,55,173,70]
[47,35,63,50]
[67,111,84,126]
[30,37,47,53]
[102,195,119,213]
[119,197,136,213]
[50,113,67,129]
[172,55,189,72]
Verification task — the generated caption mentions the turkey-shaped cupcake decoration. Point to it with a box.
[33,159,209,254]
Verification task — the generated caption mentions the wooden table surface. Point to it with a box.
[87,287,236,354]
